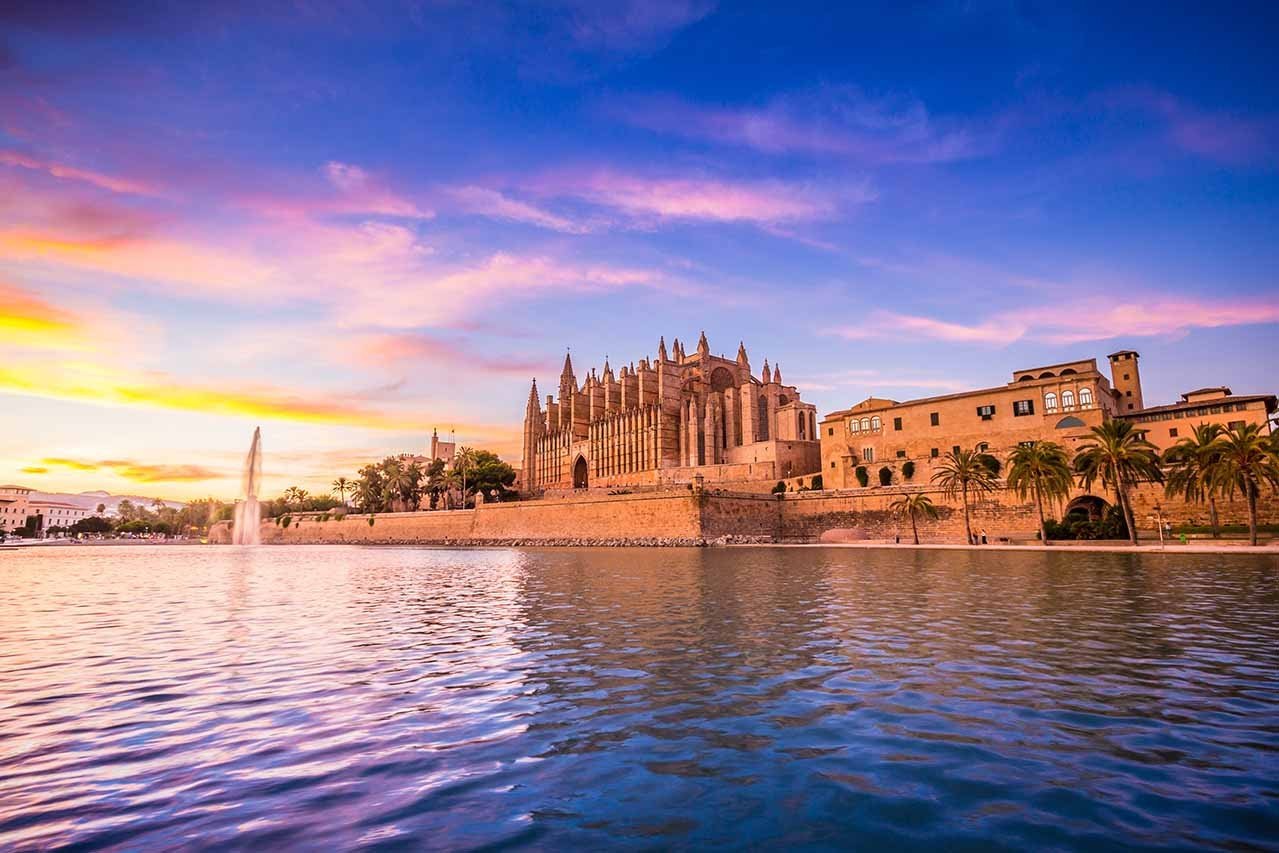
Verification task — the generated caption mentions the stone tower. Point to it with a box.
[522,379,543,491]
[1107,350,1144,412]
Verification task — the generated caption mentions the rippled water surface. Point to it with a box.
[2,546,1278,850]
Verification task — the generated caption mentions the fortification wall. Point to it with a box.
[210,481,1279,547]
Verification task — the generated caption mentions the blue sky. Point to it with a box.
[1,1,1276,498]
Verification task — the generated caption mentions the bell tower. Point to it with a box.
[1107,350,1144,412]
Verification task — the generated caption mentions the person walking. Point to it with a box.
[980,528,988,545]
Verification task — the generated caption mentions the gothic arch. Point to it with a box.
[572,455,589,489]
[709,366,736,393]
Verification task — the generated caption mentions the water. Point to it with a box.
[231,427,261,546]
[1,546,1277,851]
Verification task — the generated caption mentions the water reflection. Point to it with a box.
[0,546,1276,849]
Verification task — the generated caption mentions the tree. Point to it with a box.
[1163,423,1226,538]
[424,458,448,509]
[355,463,385,512]
[464,450,517,501]
[95,503,106,514]
[282,486,310,509]
[332,477,351,507]
[1006,441,1074,544]
[1214,422,1279,546]
[117,499,138,522]
[931,447,1000,545]
[1073,419,1163,545]
[453,447,478,506]
[890,493,938,545]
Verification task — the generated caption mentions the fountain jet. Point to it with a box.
[231,427,262,546]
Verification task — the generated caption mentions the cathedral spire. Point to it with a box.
[773,364,782,384]
[736,341,749,366]
[658,336,668,362]
[560,350,575,380]
[761,359,771,383]
[526,378,541,410]
[697,330,710,357]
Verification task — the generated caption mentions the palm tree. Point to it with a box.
[931,447,1000,544]
[1214,422,1279,546]
[1006,441,1073,544]
[401,460,424,510]
[889,493,939,545]
[1073,419,1163,545]
[332,476,351,508]
[1163,423,1225,538]
[454,446,478,507]
[380,458,408,512]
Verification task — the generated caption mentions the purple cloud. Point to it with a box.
[612,86,995,164]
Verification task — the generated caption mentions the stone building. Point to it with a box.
[0,485,33,534]
[522,333,820,495]
[819,349,1276,492]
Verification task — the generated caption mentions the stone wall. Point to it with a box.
[210,481,1279,547]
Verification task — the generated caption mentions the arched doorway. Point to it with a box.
[572,455,589,489]
[1065,495,1109,522]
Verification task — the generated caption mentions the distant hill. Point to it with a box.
[30,491,187,516]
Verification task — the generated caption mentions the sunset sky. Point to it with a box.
[2,2,1277,501]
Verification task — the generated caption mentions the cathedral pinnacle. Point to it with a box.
[773,364,782,384]
[560,350,574,379]
[526,378,541,410]
[761,359,771,383]
[697,330,710,356]
[658,336,668,362]
[736,341,749,365]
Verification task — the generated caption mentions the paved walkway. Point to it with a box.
[763,541,1279,555]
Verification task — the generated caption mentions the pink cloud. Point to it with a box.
[526,168,863,225]
[825,296,1279,347]
[0,148,162,196]
[447,185,589,233]
[1100,88,1279,167]
[613,87,993,164]
[234,161,432,220]
[352,332,552,375]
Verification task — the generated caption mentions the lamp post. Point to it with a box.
[1152,502,1166,549]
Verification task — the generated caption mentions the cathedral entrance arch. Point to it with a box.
[572,455,589,489]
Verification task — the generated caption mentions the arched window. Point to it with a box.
[860,417,871,432]
[1062,389,1076,410]
[798,412,806,439]
[809,412,816,438]
[1079,387,1093,408]
[848,418,859,433]
[758,396,769,440]
[871,416,881,431]
[1044,392,1058,413]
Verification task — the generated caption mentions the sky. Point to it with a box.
[2,1,1277,501]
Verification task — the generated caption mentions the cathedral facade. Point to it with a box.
[522,333,821,495]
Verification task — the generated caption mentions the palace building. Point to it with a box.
[820,350,1276,491]
[521,333,820,494]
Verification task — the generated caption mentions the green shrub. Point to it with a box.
[280,515,292,529]
[855,466,869,487]
[810,474,822,490]
[368,515,376,527]
[980,454,1001,476]
[1045,507,1129,540]
[771,481,786,494]
[878,466,892,486]
[902,460,915,480]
